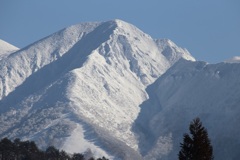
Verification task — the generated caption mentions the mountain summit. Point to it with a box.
[0,39,19,59]
[0,20,239,160]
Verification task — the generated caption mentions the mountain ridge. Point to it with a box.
[0,39,19,60]
[134,59,240,159]
[0,20,194,159]
[1,19,238,160]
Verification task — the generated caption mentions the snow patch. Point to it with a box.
[61,123,111,158]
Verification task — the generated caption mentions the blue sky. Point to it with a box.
[0,0,239,63]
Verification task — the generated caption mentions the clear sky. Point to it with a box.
[0,0,239,63]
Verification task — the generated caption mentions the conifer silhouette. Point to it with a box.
[179,117,214,160]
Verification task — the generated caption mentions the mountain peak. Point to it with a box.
[156,38,175,46]
[155,38,195,65]
[0,39,19,56]
[111,19,135,28]
[105,19,132,27]
[0,20,202,159]
[109,18,126,24]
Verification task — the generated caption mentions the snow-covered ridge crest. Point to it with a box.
[0,21,103,100]
[0,39,19,59]
[155,38,195,65]
[0,19,194,99]
[97,20,170,85]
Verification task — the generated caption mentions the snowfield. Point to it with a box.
[0,20,239,160]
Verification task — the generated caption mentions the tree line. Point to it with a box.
[0,117,214,160]
[0,138,108,160]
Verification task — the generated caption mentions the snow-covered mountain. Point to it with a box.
[134,59,240,160]
[0,19,239,159]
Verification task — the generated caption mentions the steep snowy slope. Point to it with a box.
[0,22,101,100]
[0,39,19,59]
[134,59,240,160]
[155,39,195,65]
[0,19,194,159]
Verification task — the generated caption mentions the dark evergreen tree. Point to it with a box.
[25,141,41,159]
[178,117,214,160]
[45,146,61,160]
[97,156,109,160]
[72,153,84,160]
[13,138,22,160]
[59,150,71,160]
[0,137,15,160]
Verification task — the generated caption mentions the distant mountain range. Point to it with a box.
[0,19,239,160]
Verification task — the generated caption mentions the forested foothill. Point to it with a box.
[0,137,108,160]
